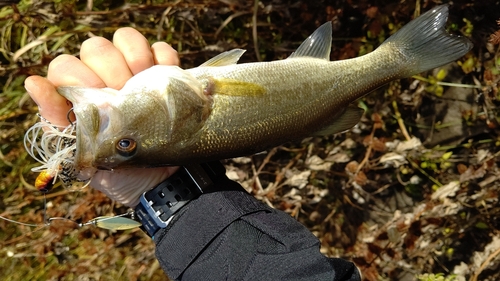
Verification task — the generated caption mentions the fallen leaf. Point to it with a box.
[395,137,422,152]
[431,181,460,200]
[379,152,407,168]
[306,155,333,171]
[286,170,311,189]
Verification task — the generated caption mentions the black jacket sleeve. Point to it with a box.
[153,178,361,281]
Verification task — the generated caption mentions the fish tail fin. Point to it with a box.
[382,4,472,76]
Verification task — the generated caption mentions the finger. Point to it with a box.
[91,166,179,207]
[47,54,105,88]
[151,42,180,66]
[80,36,132,89]
[25,75,73,126]
[113,27,155,75]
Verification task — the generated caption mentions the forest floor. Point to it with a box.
[0,1,499,280]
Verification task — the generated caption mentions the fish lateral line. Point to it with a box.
[22,5,473,193]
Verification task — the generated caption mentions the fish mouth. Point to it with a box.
[57,87,97,174]
[73,109,99,177]
[73,102,123,172]
[58,86,114,176]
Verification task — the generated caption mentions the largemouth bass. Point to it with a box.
[27,5,472,182]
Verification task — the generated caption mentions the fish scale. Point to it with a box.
[32,5,472,183]
[188,56,392,156]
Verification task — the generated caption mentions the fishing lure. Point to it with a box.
[0,207,141,231]
[34,169,56,193]
[3,114,138,232]
[24,114,89,191]
[80,214,141,230]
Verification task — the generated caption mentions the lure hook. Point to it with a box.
[66,108,75,126]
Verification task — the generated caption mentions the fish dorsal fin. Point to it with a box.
[200,49,246,67]
[313,105,364,136]
[288,22,332,60]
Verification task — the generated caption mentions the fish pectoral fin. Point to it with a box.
[313,105,364,136]
[288,22,332,60]
[211,78,266,96]
[199,49,246,67]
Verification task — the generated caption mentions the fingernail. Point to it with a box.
[24,78,37,100]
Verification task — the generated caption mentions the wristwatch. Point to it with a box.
[134,161,227,237]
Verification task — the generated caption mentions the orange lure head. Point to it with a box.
[34,170,56,193]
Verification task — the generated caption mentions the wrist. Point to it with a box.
[127,166,180,208]
[134,161,227,237]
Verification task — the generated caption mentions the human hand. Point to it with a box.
[24,28,180,207]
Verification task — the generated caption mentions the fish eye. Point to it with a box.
[115,138,137,157]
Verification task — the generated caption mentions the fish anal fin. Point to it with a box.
[288,22,332,60]
[314,105,364,136]
[208,78,266,96]
[200,49,246,67]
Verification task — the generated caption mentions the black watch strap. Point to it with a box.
[134,161,226,237]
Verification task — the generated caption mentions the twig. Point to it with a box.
[342,194,364,211]
[357,117,380,173]
[371,183,393,195]
[18,171,35,189]
[0,148,13,167]
[407,158,442,187]
[274,152,303,186]
[275,152,305,191]
[290,203,301,218]
[251,161,264,193]
[256,147,277,175]
[157,6,173,41]
[215,11,251,38]
[470,241,500,281]
[392,100,412,141]
[413,75,483,89]
[85,0,92,11]
[182,19,206,47]
[413,0,420,18]
[252,0,260,61]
